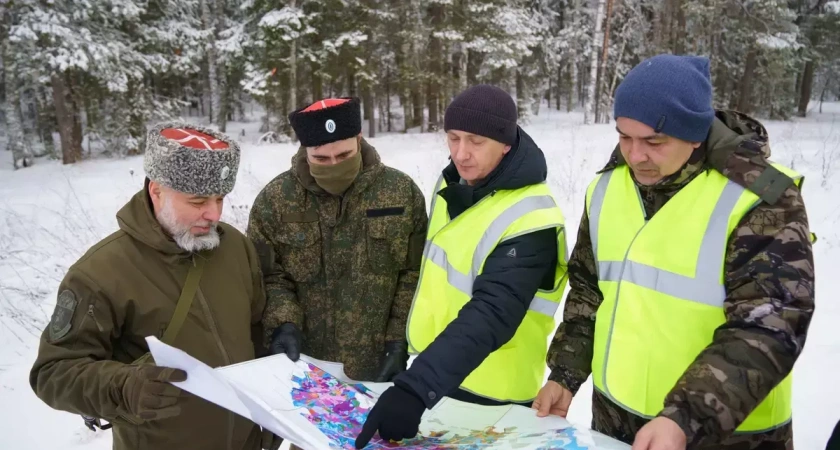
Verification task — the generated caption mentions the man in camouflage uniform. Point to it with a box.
[247,97,427,395]
[30,123,272,450]
[535,55,814,450]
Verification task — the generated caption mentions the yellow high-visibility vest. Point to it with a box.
[587,163,802,433]
[406,176,569,403]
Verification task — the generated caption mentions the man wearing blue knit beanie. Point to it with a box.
[536,54,814,450]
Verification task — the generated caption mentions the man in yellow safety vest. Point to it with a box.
[355,84,569,448]
[534,54,815,450]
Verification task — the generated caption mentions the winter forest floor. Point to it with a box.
[1,103,839,449]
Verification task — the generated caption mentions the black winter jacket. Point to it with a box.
[394,127,560,408]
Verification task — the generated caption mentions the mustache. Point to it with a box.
[192,220,217,227]
[631,163,658,171]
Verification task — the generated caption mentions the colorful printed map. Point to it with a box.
[289,362,614,450]
[291,363,513,449]
[146,336,631,450]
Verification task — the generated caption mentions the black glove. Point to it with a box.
[354,382,426,449]
[373,341,408,382]
[269,322,302,361]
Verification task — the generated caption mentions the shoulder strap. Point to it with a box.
[161,256,206,344]
[745,163,795,205]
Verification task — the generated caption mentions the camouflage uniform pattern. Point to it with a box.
[546,111,814,449]
[247,139,427,381]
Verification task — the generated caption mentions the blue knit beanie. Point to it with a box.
[614,54,714,143]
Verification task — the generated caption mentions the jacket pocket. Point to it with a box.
[365,216,408,274]
[276,221,322,282]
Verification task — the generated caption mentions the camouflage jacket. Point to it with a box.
[547,111,814,449]
[246,139,427,381]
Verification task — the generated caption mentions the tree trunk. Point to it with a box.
[819,74,830,113]
[556,64,562,111]
[386,67,392,132]
[411,79,423,129]
[609,31,628,102]
[215,0,228,131]
[51,72,82,164]
[466,49,482,86]
[516,68,526,119]
[546,74,552,110]
[584,0,606,124]
[201,0,220,128]
[288,0,298,139]
[567,61,576,112]
[347,66,357,98]
[427,2,442,132]
[736,47,758,114]
[37,86,56,158]
[311,63,323,102]
[595,0,614,124]
[452,44,467,98]
[458,45,468,95]
[401,89,411,132]
[4,40,33,169]
[364,85,375,138]
[797,60,816,118]
[674,0,687,54]
[426,73,440,131]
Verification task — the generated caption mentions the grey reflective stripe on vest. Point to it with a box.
[589,170,746,307]
[426,242,561,316]
[424,195,563,317]
[589,171,613,265]
[471,195,559,280]
[598,260,725,306]
[426,241,473,294]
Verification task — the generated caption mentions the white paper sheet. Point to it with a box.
[147,336,631,450]
[146,336,325,449]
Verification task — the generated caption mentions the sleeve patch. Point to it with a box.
[49,290,78,341]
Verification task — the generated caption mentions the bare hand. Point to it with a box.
[632,417,687,450]
[532,381,573,418]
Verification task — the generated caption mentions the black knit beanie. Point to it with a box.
[444,84,518,145]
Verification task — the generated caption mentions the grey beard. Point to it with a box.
[157,199,221,253]
[171,226,220,253]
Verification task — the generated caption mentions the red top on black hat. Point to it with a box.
[289,97,362,148]
[302,98,351,112]
[160,127,230,150]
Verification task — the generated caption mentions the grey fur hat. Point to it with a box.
[143,122,240,196]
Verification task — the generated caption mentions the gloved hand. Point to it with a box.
[261,428,283,450]
[121,365,187,421]
[354,382,426,449]
[270,322,302,361]
[373,341,408,382]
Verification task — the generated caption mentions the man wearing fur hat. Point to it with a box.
[30,123,273,450]
[247,98,427,413]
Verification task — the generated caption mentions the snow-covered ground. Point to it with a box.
[1,104,838,449]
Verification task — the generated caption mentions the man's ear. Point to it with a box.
[691,141,702,149]
[148,180,163,205]
[503,145,512,155]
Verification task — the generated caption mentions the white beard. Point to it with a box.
[157,197,221,252]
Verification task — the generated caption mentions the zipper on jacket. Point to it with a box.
[87,304,104,332]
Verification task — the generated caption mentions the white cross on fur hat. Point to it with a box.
[143,122,240,196]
